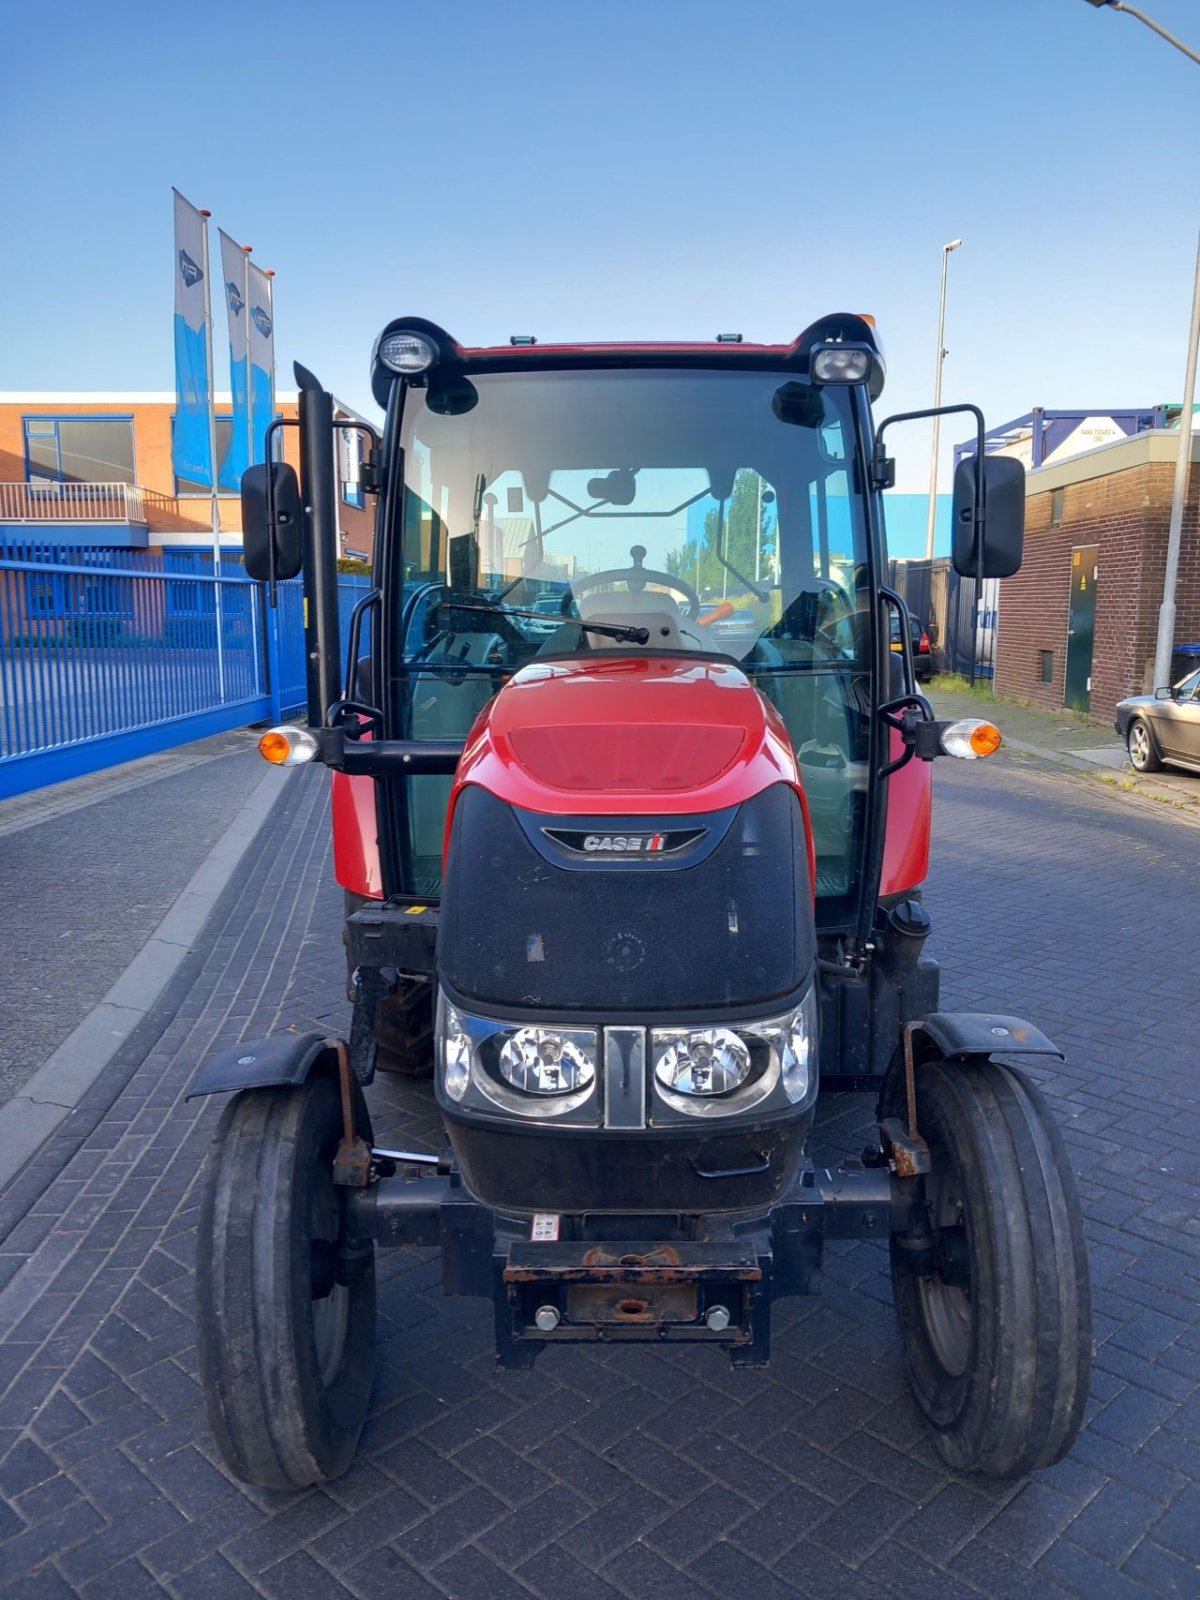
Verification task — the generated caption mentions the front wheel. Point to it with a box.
[195,1074,376,1489]
[1127,718,1161,772]
[891,1058,1091,1476]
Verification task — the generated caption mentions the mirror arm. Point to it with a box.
[262,417,299,607]
[872,402,988,552]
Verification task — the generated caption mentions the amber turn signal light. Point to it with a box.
[257,726,319,766]
[940,718,1002,760]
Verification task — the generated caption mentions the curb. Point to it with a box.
[1001,734,1200,825]
[0,766,287,1192]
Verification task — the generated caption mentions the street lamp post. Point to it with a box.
[1083,1,1200,690]
[924,239,963,563]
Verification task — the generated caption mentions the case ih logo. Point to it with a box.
[584,833,666,853]
[178,250,203,288]
[544,828,705,857]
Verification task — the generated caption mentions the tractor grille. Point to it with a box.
[439,783,813,1015]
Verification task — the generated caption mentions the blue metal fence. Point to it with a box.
[0,543,373,801]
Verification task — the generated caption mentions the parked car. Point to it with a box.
[1116,668,1200,775]
[890,611,932,682]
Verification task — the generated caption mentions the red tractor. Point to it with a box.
[190,316,1090,1491]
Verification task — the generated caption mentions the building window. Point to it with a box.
[173,415,284,495]
[173,416,236,496]
[1040,649,1054,684]
[1050,487,1064,527]
[24,417,136,486]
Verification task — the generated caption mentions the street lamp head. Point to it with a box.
[945,239,963,252]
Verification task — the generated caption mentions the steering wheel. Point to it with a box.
[572,545,701,620]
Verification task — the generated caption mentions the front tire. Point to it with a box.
[1127,718,1161,772]
[891,1058,1091,1476]
[195,1074,376,1489]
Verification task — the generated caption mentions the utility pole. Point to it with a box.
[1083,1,1200,688]
[924,239,962,562]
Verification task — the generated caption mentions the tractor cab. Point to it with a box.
[189,315,1091,1494]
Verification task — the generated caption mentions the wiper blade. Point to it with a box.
[438,602,649,646]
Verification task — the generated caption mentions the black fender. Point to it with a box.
[185,1031,343,1100]
[877,1011,1061,1125]
[919,1012,1062,1061]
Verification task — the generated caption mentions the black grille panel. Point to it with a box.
[440,784,813,1013]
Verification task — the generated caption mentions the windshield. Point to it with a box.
[396,368,873,920]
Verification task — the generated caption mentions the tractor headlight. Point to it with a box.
[498,1028,596,1096]
[653,1029,750,1097]
[377,330,438,375]
[651,987,818,1118]
[435,992,599,1120]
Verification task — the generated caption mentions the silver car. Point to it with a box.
[1115,666,1200,775]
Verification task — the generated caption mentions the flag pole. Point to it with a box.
[199,208,226,703]
[242,245,254,473]
[264,269,277,456]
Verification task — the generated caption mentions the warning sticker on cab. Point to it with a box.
[531,1213,560,1242]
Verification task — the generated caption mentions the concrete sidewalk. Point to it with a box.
[928,682,1200,821]
[0,734,287,1187]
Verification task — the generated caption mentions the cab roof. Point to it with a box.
[369,314,885,409]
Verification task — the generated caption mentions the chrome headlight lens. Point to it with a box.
[436,992,598,1120]
[653,1028,750,1097]
[651,986,817,1118]
[498,1028,596,1096]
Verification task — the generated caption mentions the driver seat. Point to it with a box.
[579,589,705,651]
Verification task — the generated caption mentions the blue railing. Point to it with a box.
[0,544,374,800]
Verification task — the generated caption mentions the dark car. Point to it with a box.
[1115,667,1200,775]
[890,611,933,681]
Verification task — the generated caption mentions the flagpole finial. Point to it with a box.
[242,245,253,255]
[199,209,212,218]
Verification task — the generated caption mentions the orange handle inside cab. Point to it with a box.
[698,601,736,628]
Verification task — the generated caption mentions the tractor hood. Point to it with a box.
[450,654,802,820]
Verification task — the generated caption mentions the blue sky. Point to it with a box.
[2,0,1198,496]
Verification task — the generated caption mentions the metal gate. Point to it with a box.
[0,546,375,800]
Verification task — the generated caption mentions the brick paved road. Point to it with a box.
[0,756,1197,1598]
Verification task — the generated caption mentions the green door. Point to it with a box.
[1064,546,1098,713]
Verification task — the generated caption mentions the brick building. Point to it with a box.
[995,430,1200,722]
[0,392,376,561]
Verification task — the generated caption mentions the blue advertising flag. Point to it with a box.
[218,229,250,491]
[172,190,214,489]
[247,261,275,465]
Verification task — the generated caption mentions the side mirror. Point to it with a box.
[241,462,303,582]
[1154,686,1173,700]
[952,454,1025,579]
